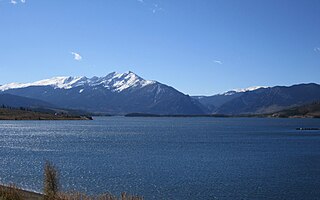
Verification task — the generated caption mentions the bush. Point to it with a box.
[1,161,143,200]
[44,161,59,200]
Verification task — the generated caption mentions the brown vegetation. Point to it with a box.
[0,108,91,120]
[270,101,320,118]
[58,192,142,200]
[0,184,23,200]
[44,162,59,200]
[1,162,143,200]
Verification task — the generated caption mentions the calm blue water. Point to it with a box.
[0,117,320,199]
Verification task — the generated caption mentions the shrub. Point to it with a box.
[44,161,59,200]
[1,161,143,200]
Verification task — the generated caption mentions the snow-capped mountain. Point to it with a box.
[221,86,268,96]
[4,72,318,115]
[194,83,320,114]
[1,71,206,115]
[0,71,156,92]
[0,76,86,91]
[193,86,268,111]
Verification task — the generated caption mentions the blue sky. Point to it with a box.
[0,0,320,95]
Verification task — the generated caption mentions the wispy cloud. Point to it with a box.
[214,60,223,65]
[71,52,82,61]
[136,0,163,14]
[9,0,25,5]
[314,47,320,53]
[152,3,162,14]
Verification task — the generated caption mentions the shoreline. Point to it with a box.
[124,113,320,119]
[0,116,92,120]
[0,184,43,200]
[0,108,93,121]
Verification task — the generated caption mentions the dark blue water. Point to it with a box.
[0,117,320,199]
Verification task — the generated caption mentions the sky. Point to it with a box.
[0,0,320,95]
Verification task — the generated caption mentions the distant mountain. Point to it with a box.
[1,72,206,115]
[0,93,54,108]
[193,86,267,112]
[195,83,320,115]
[3,73,319,116]
[0,93,90,116]
[0,71,156,92]
[193,93,242,112]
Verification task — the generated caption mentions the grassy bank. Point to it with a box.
[0,185,42,200]
[0,162,142,200]
[0,185,142,200]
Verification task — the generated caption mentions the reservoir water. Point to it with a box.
[0,117,320,199]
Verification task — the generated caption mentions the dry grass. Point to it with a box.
[43,162,143,200]
[0,184,23,200]
[0,162,143,200]
[58,192,143,200]
[0,185,143,200]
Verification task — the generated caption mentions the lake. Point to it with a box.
[0,117,320,199]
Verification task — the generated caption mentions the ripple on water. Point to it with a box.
[0,117,320,199]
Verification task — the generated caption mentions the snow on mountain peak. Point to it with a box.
[0,76,87,91]
[0,71,156,92]
[107,71,156,92]
[221,86,268,95]
[232,86,268,93]
[33,76,88,89]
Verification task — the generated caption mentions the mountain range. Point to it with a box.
[0,72,206,115]
[1,71,320,115]
[195,83,320,115]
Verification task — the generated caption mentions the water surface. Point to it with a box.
[0,117,320,199]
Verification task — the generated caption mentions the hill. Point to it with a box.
[268,102,320,118]
[0,93,54,108]
[0,107,91,120]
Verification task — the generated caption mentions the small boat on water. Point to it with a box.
[296,128,320,131]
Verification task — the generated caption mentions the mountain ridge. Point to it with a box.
[0,71,156,92]
[1,72,320,115]
[1,72,206,115]
[195,83,320,115]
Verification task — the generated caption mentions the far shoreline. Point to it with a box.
[123,113,320,119]
[0,108,93,121]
